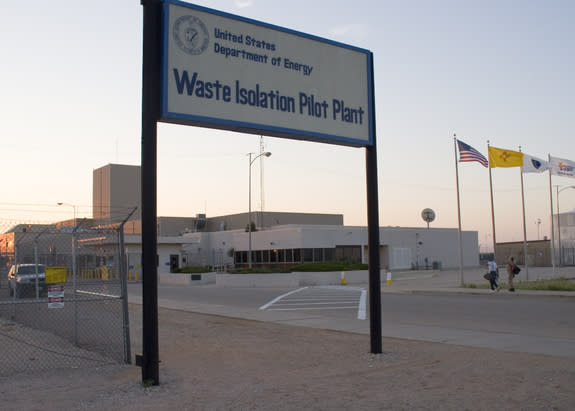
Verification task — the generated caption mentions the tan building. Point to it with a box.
[93,164,141,222]
[205,211,343,232]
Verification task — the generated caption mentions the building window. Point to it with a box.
[293,249,301,263]
[335,245,361,262]
[303,248,313,262]
[313,248,323,262]
[271,249,278,263]
[285,249,293,262]
[235,251,248,264]
[324,248,335,261]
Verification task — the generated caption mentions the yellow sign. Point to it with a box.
[46,266,67,284]
[488,146,523,168]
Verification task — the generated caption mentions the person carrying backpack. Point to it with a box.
[506,256,519,292]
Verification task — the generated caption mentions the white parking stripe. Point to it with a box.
[258,287,308,310]
[268,307,358,311]
[315,285,365,291]
[358,289,367,320]
[300,298,357,300]
[273,301,358,306]
[259,286,367,321]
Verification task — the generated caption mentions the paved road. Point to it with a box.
[127,268,575,358]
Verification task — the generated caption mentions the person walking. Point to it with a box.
[506,256,517,292]
[487,260,499,292]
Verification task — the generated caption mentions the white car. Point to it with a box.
[8,264,46,298]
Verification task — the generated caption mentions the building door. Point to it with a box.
[362,245,390,270]
[169,254,179,272]
[380,245,389,270]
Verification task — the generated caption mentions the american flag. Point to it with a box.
[457,139,488,168]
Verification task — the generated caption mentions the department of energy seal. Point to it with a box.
[173,15,209,55]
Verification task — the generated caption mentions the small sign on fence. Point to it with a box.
[48,285,65,309]
[46,266,67,284]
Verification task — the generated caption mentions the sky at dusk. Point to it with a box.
[1,0,574,251]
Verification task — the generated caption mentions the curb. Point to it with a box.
[381,287,575,298]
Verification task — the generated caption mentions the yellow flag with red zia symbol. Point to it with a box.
[488,146,524,168]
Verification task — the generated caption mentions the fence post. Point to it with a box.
[12,241,18,317]
[72,218,87,346]
[73,226,78,345]
[119,208,136,364]
[34,237,39,300]
[33,228,49,300]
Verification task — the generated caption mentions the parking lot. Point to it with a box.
[259,285,366,320]
[127,268,575,358]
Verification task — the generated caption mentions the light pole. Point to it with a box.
[57,202,77,227]
[536,218,541,240]
[248,151,271,269]
[556,185,575,266]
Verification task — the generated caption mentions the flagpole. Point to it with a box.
[548,154,556,274]
[488,141,497,263]
[519,146,529,281]
[453,135,464,286]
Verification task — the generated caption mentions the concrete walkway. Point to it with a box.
[381,265,575,297]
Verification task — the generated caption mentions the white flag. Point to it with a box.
[522,154,549,173]
[549,155,575,178]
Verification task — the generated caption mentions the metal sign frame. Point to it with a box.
[140,0,381,386]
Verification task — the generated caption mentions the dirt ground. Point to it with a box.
[2,304,575,410]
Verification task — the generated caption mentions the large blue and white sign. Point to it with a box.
[162,1,374,147]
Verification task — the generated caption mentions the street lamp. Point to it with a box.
[248,151,271,269]
[556,185,575,266]
[535,218,541,240]
[57,202,77,227]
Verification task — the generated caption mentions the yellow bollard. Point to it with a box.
[340,271,347,285]
[386,272,392,286]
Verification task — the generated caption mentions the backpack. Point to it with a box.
[512,265,520,275]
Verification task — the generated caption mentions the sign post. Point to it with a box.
[365,58,382,351]
[141,0,162,386]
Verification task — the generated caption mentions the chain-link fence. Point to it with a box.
[0,215,132,375]
[560,246,575,266]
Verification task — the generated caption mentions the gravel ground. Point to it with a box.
[1,305,575,410]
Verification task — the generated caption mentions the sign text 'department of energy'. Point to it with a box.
[162,0,374,147]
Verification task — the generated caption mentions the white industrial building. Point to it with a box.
[91,163,480,275]
[181,222,479,271]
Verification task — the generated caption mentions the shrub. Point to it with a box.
[228,261,368,274]
[173,266,211,274]
[229,267,290,274]
[290,261,368,272]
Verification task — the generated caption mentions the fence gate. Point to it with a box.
[0,219,131,375]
